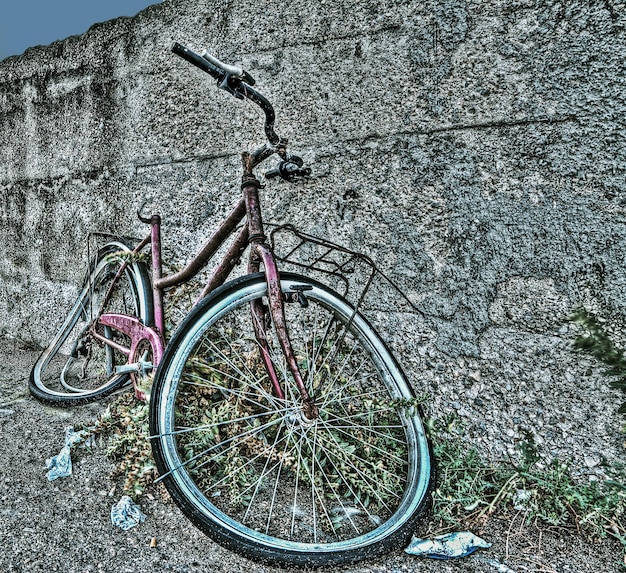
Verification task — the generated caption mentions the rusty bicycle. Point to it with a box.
[29,42,433,566]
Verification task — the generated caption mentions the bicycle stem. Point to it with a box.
[242,143,286,178]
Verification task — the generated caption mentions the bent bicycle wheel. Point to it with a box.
[29,240,153,405]
[150,273,433,566]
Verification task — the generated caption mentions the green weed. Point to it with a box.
[571,307,626,413]
[79,361,626,549]
[89,393,156,500]
[427,415,626,546]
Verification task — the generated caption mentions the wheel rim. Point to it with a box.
[33,246,144,398]
[155,278,431,554]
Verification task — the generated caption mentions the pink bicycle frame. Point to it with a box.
[95,172,316,417]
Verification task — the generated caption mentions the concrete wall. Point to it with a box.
[1,0,625,466]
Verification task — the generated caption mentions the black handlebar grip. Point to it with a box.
[171,42,224,81]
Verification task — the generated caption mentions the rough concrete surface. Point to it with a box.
[0,338,622,572]
[0,0,625,570]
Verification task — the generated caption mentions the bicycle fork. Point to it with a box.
[243,178,319,421]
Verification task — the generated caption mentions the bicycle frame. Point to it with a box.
[95,172,316,417]
[30,43,434,565]
[88,42,318,414]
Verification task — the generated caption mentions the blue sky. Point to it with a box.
[0,1,159,61]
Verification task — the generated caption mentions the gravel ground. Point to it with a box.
[0,337,622,573]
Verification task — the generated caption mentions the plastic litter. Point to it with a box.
[111,495,147,531]
[481,557,519,573]
[45,426,89,481]
[513,488,533,511]
[405,531,491,559]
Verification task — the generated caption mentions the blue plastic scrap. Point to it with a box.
[45,426,89,481]
[111,495,147,531]
[405,531,491,559]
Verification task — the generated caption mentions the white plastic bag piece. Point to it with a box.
[111,495,147,531]
[405,531,491,559]
[45,426,89,481]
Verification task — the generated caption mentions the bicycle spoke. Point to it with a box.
[155,414,285,482]
[305,431,371,533]
[321,406,406,428]
[322,386,387,404]
[153,407,292,438]
[289,426,308,538]
[315,426,401,513]
[217,428,294,506]
[317,342,369,410]
[196,336,277,403]
[242,418,289,526]
[307,424,356,537]
[313,308,336,378]
[306,306,333,389]
[322,421,407,443]
[205,435,293,492]
[151,276,432,564]
[182,371,278,414]
[318,420,408,467]
[265,433,288,535]
[298,429,365,533]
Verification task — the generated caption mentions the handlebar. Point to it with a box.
[200,51,256,86]
[171,42,223,80]
[172,42,311,181]
[171,42,280,146]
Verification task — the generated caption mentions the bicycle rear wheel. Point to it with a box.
[150,273,433,566]
[29,240,153,405]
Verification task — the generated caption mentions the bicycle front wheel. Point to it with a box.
[29,240,153,405]
[150,273,433,566]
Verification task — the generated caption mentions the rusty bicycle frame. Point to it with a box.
[92,43,317,418]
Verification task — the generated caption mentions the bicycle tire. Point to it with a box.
[29,240,153,406]
[150,272,433,566]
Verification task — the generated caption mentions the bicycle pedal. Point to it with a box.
[115,363,140,374]
[115,356,154,375]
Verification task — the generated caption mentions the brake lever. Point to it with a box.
[265,158,312,181]
[199,50,256,99]
[201,50,256,86]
